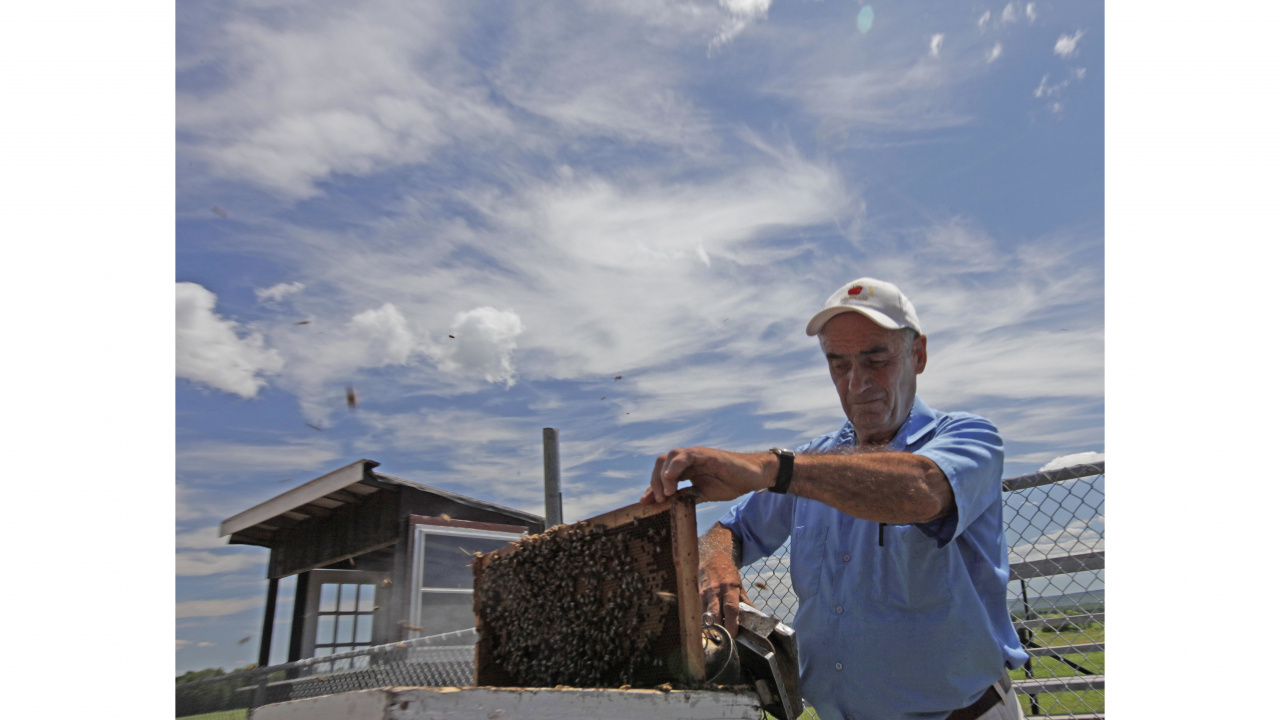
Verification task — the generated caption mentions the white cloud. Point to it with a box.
[176,282,285,398]
[978,11,991,31]
[198,642,215,648]
[929,34,945,58]
[432,307,525,387]
[179,1,513,198]
[1025,3,1037,22]
[255,281,305,303]
[177,550,266,577]
[712,0,773,51]
[177,596,262,619]
[1034,74,1070,98]
[176,525,229,550]
[1039,451,1104,472]
[176,639,192,650]
[350,303,417,366]
[987,43,1003,63]
[1054,30,1085,58]
[177,440,342,473]
[1001,3,1018,24]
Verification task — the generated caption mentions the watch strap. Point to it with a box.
[768,448,795,494]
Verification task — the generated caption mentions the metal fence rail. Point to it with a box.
[177,462,1103,720]
[176,628,479,719]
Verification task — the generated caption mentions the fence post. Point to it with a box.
[542,428,563,527]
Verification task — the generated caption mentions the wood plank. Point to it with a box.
[1008,551,1105,580]
[1025,642,1104,658]
[251,687,762,720]
[408,515,530,534]
[1012,675,1106,694]
[668,491,705,683]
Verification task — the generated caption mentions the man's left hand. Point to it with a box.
[640,447,775,505]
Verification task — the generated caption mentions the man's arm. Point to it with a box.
[699,522,751,636]
[643,446,954,524]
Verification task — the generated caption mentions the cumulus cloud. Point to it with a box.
[929,34,945,58]
[1055,30,1084,58]
[255,281,305,303]
[176,282,284,398]
[350,303,417,366]
[177,597,262,619]
[1039,451,1104,472]
[987,43,1003,63]
[433,307,524,387]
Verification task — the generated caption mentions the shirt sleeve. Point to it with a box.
[718,489,798,567]
[912,413,1005,548]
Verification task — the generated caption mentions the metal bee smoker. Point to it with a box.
[702,606,802,720]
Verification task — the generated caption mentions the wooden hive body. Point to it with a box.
[472,489,703,688]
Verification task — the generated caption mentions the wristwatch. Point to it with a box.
[768,448,795,494]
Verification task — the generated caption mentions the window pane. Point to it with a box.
[339,584,357,612]
[336,615,355,644]
[316,615,335,645]
[355,614,373,643]
[358,584,376,612]
[418,591,476,636]
[420,535,517,590]
[318,584,339,612]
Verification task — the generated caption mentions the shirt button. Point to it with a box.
[842,553,851,562]
[835,605,844,614]
[835,662,844,671]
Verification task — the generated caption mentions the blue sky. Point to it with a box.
[174,0,1105,674]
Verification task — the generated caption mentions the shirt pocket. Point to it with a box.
[870,523,953,611]
[788,524,828,601]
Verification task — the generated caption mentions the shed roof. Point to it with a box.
[219,459,543,547]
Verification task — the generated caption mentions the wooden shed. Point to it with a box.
[219,459,545,669]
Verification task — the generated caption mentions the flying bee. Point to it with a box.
[237,635,253,645]
[756,582,768,590]
[306,423,324,431]
[210,206,229,218]
[345,385,359,410]
[295,320,311,325]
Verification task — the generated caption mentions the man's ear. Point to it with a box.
[913,334,928,375]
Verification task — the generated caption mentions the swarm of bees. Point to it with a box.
[476,517,678,689]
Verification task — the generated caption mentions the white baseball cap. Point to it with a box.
[805,278,923,336]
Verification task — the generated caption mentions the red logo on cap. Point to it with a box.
[848,286,863,296]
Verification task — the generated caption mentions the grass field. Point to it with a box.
[1010,620,1105,717]
[177,711,247,720]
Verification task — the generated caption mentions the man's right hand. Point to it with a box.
[699,544,751,637]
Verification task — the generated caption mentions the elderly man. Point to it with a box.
[641,278,1029,720]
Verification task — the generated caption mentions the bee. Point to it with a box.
[278,477,294,483]
[211,206,229,219]
[237,635,253,645]
[345,385,359,410]
[613,375,622,381]
[306,423,324,432]
[399,622,423,632]
[295,320,311,325]
[755,582,768,590]
[440,513,452,521]
[448,334,455,339]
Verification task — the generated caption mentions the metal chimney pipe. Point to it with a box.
[542,427,563,528]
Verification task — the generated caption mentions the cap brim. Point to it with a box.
[805,306,906,336]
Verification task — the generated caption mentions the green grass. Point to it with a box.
[1010,620,1105,716]
[176,711,247,720]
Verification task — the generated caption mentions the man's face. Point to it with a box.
[818,312,927,446]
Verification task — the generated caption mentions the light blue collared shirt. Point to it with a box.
[719,397,1028,720]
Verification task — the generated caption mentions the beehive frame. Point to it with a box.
[472,488,704,687]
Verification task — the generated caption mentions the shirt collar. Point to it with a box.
[836,396,941,451]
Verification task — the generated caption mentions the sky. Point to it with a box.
[173,0,1105,674]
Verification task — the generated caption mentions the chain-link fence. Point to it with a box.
[739,461,1105,719]
[176,628,478,720]
[178,463,1102,720]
